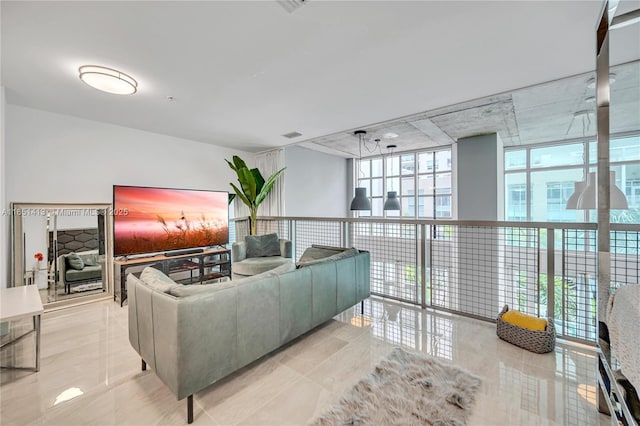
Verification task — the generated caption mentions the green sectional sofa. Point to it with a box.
[58,251,103,293]
[127,246,370,423]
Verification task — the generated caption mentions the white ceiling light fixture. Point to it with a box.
[78,65,138,95]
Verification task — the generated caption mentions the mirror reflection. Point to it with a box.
[11,203,112,305]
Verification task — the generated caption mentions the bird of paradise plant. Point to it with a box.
[226,155,285,235]
[224,155,286,235]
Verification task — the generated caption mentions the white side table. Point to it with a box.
[0,285,44,372]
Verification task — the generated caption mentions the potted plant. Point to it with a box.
[226,155,285,235]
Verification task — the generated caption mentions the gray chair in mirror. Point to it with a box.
[231,233,293,280]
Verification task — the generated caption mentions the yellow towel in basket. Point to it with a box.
[502,310,547,331]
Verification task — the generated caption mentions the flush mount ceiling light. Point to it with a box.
[78,65,138,95]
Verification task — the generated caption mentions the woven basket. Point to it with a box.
[496,305,555,354]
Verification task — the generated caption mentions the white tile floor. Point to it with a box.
[0,298,609,425]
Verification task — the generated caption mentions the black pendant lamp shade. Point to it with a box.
[350,130,372,211]
[383,191,401,210]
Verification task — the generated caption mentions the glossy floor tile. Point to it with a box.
[0,298,609,425]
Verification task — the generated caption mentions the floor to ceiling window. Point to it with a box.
[504,135,640,224]
[356,148,453,218]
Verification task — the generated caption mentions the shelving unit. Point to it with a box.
[114,248,231,306]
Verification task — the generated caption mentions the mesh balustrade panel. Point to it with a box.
[610,229,640,291]
[561,229,598,342]
[351,222,421,304]
[430,225,539,321]
[293,220,342,260]
[255,219,290,240]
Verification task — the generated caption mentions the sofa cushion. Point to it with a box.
[233,256,292,277]
[66,253,85,270]
[246,233,281,258]
[298,246,343,263]
[297,248,359,268]
[83,253,99,266]
[169,281,235,297]
[140,267,176,293]
[65,265,101,282]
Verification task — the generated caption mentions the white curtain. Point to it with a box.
[234,149,285,218]
[254,148,285,217]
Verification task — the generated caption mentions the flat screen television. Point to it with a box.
[113,185,229,256]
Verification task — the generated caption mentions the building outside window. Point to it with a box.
[356,148,452,218]
[504,135,640,224]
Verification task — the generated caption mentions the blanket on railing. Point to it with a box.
[607,284,640,393]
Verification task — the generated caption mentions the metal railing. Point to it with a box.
[230,216,640,344]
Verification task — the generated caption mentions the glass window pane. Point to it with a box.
[530,143,583,168]
[387,177,400,194]
[591,136,640,164]
[401,197,415,217]
[611,163,640,223]
[387,156,400,176]
[418,153,433,173]
[371,158,383,177]
[505,173,527,221]
[505,150,526,170]
[401,177,415,196]
[358,179,370,194]
[435,172,451,194]
[418,196,434,218]
[401,154,415,175]
[436,150,451,172]
[371,178,383,197]
[530,168,584,222]
[386,207,400,217]
[358,159,370,178]
[418,175,433,196]
[435,195,451,218]
[372,198,383,217]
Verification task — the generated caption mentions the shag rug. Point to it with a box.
[309,347,482,426]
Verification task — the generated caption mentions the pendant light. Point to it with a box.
[350,130,372,211]
[565,181,586,209]
[383,144,401,211]
[576,171,629,210]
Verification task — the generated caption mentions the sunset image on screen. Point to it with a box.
[113,186,228,256]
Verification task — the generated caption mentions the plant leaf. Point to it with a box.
[251,168,265,195]
[255,167,286,206]
[230,183,252,207]
[226,159,237,172]
[232,156,248,170]
[228,193,236,205]
[238,167,257,203]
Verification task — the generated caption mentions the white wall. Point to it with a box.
[6,105,253,203]
[284,145,348,217]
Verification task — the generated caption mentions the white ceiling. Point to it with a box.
[2,0,622,152]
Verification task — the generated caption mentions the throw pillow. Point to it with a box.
[140,266,176,293]
[246,233,281,258]
[66,253,85,270]
[83,254,98,266]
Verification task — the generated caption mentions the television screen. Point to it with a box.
[113,185,229,256]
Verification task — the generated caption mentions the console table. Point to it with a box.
[114,248,231,306]
[0,285,43,372]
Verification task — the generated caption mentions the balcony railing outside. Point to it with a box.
[229,216,639,344]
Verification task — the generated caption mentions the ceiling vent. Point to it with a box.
[277,0,308,13]
[282,131,303,139]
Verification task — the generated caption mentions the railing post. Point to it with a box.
[342,221,351,248]
[289,220,296,261]
[547,228,555,322]
[420,223,427,309]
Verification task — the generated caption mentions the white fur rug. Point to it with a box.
[310,347,481,426]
